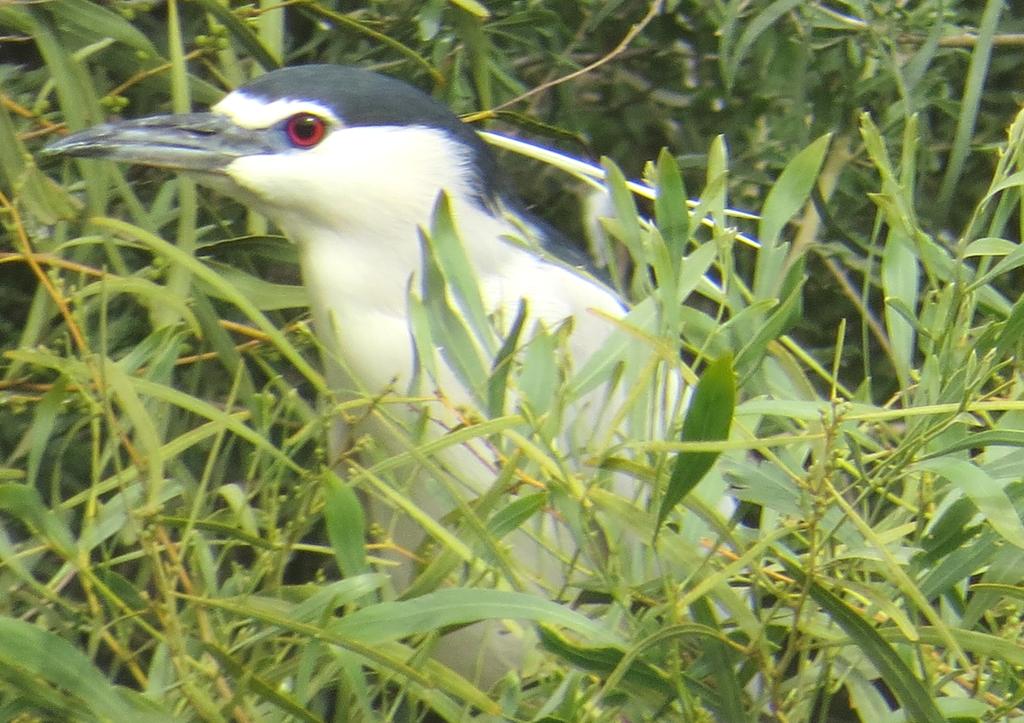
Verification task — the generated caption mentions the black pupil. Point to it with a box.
[293,116,317,139]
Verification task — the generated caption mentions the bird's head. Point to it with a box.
[45,65,500,238]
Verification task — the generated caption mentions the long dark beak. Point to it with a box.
[44,113,273,172]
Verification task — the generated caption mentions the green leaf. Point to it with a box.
[0,484,76,558]
[92,216,327,394]
[0,617,168,722]
[758,133,832,250]
[971,243,1024,290]
[656,354,735,534]
[567,296,657,399]
[73,275,201,335]
[923,429,1024,459]
[427,193,496,356]
[43,0,158,56]
[190,0,281,70]
[329,589,621,645]
[602,156,645,267]
[487,492,547,539]
[486,299,527,417]
[0,100,82,223]
[100,358,165,503]
[734,276,804,376]
[753,133,831,300]
[995,292,1024,360]
[881,229,919,388]
[722,0,805,89]
[703,135,729,232]
[537,625,673,695]
[689,597,750,722]
[914,457,1024,550]
[202,261,309,311]
[418,220,489,401]
[962,237,1018,257]
[518,323,558,418]
[203,643,320,723]
[935,0,1003,216]
[16,379,68,489]
[323,469,368,577]
[290,576,390,622]
[777,556,947,723]
[653,147,690,265]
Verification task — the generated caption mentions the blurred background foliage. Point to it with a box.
[2,0,1024,721]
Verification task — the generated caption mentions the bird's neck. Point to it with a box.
[273,195,520,402]
[276,194,517,318]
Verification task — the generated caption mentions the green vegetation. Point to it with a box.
[2,1,1024,720]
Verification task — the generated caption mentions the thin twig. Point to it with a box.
[491,0,663,112]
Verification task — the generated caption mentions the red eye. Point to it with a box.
[284,113,327,148]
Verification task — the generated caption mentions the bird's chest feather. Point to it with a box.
[286,207,623,405]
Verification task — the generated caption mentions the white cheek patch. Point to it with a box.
[220,125,479,228]
[213,91,339,129]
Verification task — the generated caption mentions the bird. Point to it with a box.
[45,64,673,685]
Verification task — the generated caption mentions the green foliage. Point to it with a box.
[2,1,1024,721]
[657,354,735,535]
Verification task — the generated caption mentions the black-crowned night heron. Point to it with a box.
[46,64,662,685]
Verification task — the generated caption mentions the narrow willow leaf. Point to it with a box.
[881,230,919,388]
[653,147,689,265]
[487,492,546,539]
[923,429,1024,459]
[689,597,750,722]
[972,243,1024,290]
[74,276,201,335]
[537,625,673,695]
[93,216,326,393]
[0,100,81,223]
[935,0,1002,215]
[778,557,947,723]
[453,8,491,108]
[722,0,804,89]
[20,379,67,489]
[518,323,558,418]
[0,484,76,558]
[758,133,832,250]
[656,354,736,534]
[217,483,260,538]
[43,0,157,55]
[189,291,257,403]
[734,279,803,377]
[290,576,390,622]
[203,643,320,723]
[323,470,368,578]
[915,457,1024,550]
[962,237,1017,257]
[989,290,1024,362]
[0,618,169,722]
[202,261,308,311]
[428,192,496,356]
[486,299,527,417]
[675,241,718,306]
[705,136,729,222]
[602,156,645,265]
[329,589,621,645]
[567,296,657,399]
[917,532,996,600]
[754,133,831,300]
[190,0,281,70]
[418,227,489,400]
[101,359,165,503]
